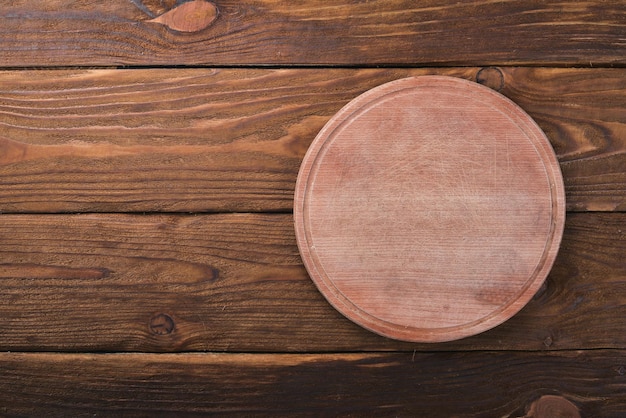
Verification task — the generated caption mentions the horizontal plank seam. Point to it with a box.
[0,210,294,215]
[2,347,623,356]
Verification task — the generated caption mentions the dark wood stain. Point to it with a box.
[0,351,623,416]
[0,0,624,415]
[0,1,623,66]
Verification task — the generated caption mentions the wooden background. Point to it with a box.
[0,0,625,416]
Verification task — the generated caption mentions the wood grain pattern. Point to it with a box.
[3,0,623,414]
[295,75,565,342]
[0,1,623,67]
[1,350,624,416]
[502,68,626,212]
[0,68,624,213]
[0,68,468,213]
[0,212,624,352]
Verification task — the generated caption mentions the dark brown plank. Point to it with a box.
[0,212,625,352]
[0,67,624,213]
[0,1,623,67]
[1,350,625,416]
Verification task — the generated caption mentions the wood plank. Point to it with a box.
[1,350,624,416]
[0,68,624,213]
[0,1,623,67]
[0,212,625,352]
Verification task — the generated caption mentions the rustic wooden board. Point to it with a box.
[0,212,624,352]
[0,1,623,67]
[1,351,624,416]
[3,1,622,415]
[0,68,624,213]
[295,75,565,342]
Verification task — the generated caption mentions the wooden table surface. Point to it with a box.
[0,1,625,416]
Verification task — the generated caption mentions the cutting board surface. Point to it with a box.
[294,76,565,342]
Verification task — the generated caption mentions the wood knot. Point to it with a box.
[543,335,553,347]
[527,395,580,418]
[476,67,505,92]
[149,313,176,335]
[148,0,218,33]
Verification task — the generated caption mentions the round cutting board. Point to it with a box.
[294,76,565,343]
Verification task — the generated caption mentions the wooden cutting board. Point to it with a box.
[294,76,565,342]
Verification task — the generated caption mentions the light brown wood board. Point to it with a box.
[294,75,565,342]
